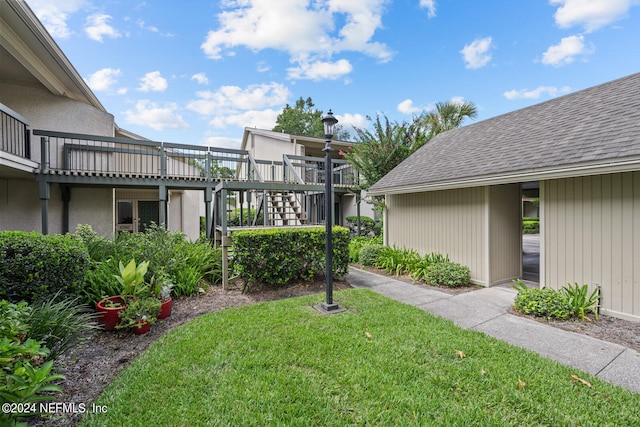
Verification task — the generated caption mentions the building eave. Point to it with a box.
[369,157,640,196]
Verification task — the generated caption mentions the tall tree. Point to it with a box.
[273,96,351,140]
[344,100,477,208]
[273,97,324,137]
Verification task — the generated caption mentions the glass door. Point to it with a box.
[137,200,159,232]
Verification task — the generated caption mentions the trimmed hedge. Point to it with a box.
[232,227,349,287]
[345,215,380,237]
[423,261,471,288]
[0,231,90,303]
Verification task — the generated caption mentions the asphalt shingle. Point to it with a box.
[369,73,640,193]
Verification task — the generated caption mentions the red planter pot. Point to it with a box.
[133,319,151,335]
[96,296,126,332]
[158,297,172,319]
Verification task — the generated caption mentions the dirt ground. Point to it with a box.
[34,272,640,426]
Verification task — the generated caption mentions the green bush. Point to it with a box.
[523,217,540,234]
[26,293,99,359]
[358,244,386,267]
[513,281,571,320]
[0,231,90,303]
[228,208,257,226]
[561,282,600,321]
[424,261,471,288]
[375,246,421,276]
[73,225,222,303]
[348,236,382,263]
[232,227,349,289]
[345,216,380,237]
[410,252,450,282]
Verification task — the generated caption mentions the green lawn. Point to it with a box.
[80,289,639,426]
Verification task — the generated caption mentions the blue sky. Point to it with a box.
[28,0,640,149]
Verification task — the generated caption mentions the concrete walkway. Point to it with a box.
[344,267,640,394]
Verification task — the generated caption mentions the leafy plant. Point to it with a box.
[116,298,161,330]
[561,282,600,321]
[115,259,151,300]
[423,261,471,288]
[513,280,571,320]
[347,236,382,263]
[26,293,99,359]
[358,244,386,267]
[410,252,450,282]
[0,231,90,303]
[375,246,420,276]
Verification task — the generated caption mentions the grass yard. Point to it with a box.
[80,289,639,426]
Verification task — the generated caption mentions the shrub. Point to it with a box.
[232,227,349,289]
[411,252,450,282]
[561,282,600,321]
[71,224,115,262]
[358,244,386,267]
[523,217,540,234]
[345,216,379,237]
[375,246,421,276]
[424,261,471,287]
[0,231,90,303]
[26,293,99,359]
[513,280,571,320]
[228,208,257,226]
[348,236,382,263]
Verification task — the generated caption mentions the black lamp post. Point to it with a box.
[321,109,340,311]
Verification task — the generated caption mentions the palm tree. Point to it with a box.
[422,100,478,143]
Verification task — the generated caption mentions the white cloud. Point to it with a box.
[209,109,281,130]
[138,71,168,92]
[287,59,353,80]
[460,37,493,69]
[504,85,571,100]
[257,62,270,72]
[123,100,188,131]
[84,14,122,42]
[84,68,121,91]
[28,0,86,39]
[541,35,593,66]
[420,0,437,18]
[200,0,391,80]
[191,73,209,85]
[187,82,290,115]
[397,99,422,114]
[550,0,635,32]
[337,113,368,130]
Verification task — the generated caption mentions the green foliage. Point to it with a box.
[410,252,450,282]
[513,280,600,321]
[375,246,421,276]
[228,208,257,226]
[0,231,90,304]
[513,280,571,320]
[0,301,64,425]
[523,217,540,234]
[74,225,222,302]
[26,293,99,359]
[232,227,349,289]
[272,97,350,140]
[345,216,380,237]
[115,259,151,300]
[424,261,471,288]
[358,244,386,267]
[348,236,382,263]
[421,100,478,140]
[71,224,114,262]
[116,297,161,330]
[561,283,600,321]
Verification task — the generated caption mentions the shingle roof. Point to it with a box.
[369,73,640,195]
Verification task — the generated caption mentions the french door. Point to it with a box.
[116,200,159,233]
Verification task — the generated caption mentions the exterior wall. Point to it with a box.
[542,172,640,321]
[0,178,57,233]
[68,187,113,238]
[168,189,202,241]
[0,82,115,163]
[385,187,487,284]
[488,184,522,285]
[385,184,521,286]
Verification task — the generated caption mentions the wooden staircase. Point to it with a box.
[269,191,307,225]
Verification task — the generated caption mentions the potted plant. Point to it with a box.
[97,259,151,331]
[116,297,161,335]
[96,295,126,332]
[152,271,174,320]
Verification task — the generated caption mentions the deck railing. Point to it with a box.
[33,130,254,181]
[0,103,31,159]
[283,154,358,187]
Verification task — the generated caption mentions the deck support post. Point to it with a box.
[61,185,71,234]
[159,184,167,228]
[38,180,50,234]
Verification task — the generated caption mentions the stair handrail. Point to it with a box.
[247,152,264,182]
[282,154,305,184]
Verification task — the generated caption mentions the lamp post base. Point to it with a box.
[314,302,346,315]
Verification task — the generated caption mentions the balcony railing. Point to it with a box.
[283,154,358,187]
[1,103,31,159]
[33,130,255,181]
